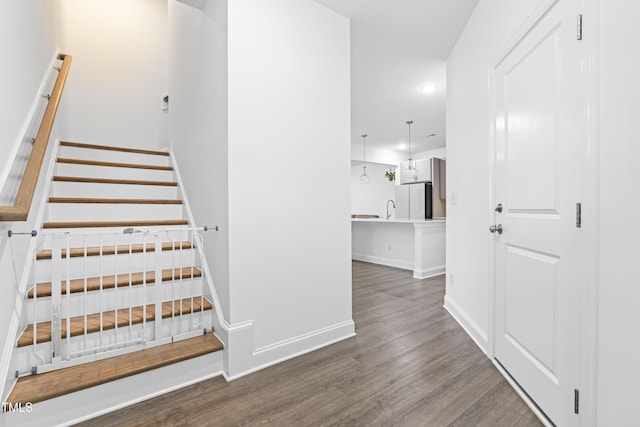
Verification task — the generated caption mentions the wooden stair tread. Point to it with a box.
[60,141,170,157]
[36,241,193,260]
[28,266,202,298]
[57,157,173,171]
[53,176,178,186]
[17,297,213,347]
[48,197,182,204]
[7,332,222,406]
[42,219,189,229]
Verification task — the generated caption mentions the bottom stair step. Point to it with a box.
[5,332,223,406]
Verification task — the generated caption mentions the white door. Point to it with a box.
[493,0,584,425]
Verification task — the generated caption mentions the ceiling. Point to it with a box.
[314,0,478,154]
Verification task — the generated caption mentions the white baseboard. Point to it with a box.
[443,295,488,354]
[2,351,223,427]
[493,360,554,427]
[352,253,412,271]
[413,265,445,279]
[225,320,355,381]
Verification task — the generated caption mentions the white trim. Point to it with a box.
[493,359,554,427]
[578,0,600,424]
[412,266,445,279]
[1,351,223,427]
[351,254,413,271]
[226,320,355,381]
[0,50,60,196]
[443,295,488,354]
[224,319,254,333]
[253,320,354,357]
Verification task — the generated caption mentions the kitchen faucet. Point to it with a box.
[386,200,396,220]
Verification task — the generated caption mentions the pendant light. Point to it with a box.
[360,134,369,184]
[402,120,418,182]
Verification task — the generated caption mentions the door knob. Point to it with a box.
[495,203,503,213]
[489,224,503,235]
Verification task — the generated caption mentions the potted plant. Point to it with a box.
[385,170,396,181]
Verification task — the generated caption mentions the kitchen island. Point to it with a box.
[351,218,446,279]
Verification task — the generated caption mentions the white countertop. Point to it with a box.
[351,217,446,224]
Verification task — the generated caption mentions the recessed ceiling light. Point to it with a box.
[421,84,438,94]
[397,143,406,150]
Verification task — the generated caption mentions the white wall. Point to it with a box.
[445,0,540,348]
[57,0,169,149]
[414,147,446,160]
[352,221,415,270]
[597,1,640,424]
[168,0,230,321]
[227,0,353,352]
[351,163,397,218]
[350,143,406,166]
[0,1,59,194]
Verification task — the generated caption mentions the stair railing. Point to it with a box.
[0,54,72,222]
[25,226,212,375]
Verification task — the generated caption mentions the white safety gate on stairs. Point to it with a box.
[18,226,215,375]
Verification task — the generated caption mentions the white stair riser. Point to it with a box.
[58,146,170,167]
[52,181,178,199]
[47,203,184,222]
[55,163,174,181]
[12,312,212,374]
[24,280,207,323]
[33,250,199,282]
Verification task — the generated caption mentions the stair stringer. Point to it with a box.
[169,149,233,346]
[169,148,259,380]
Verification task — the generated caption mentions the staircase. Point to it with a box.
[3,141,223,415]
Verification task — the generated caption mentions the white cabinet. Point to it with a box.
[395,158,432,185]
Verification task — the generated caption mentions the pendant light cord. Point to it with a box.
[361,134,368,170]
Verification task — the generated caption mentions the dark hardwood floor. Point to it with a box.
[79,261,542,427]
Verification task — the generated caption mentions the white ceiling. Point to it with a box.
[314,0,478,154]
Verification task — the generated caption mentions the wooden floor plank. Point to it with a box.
[27,266,202,298]
[6,333,222,406]
[77,261,543,427]
[17,297,212,347]
[36,241,194,260]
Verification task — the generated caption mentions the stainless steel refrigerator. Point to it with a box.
[395,182,433,220]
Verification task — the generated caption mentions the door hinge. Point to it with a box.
[574,389,580,414]
[577,14,583,41]
[576,203,582,228]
